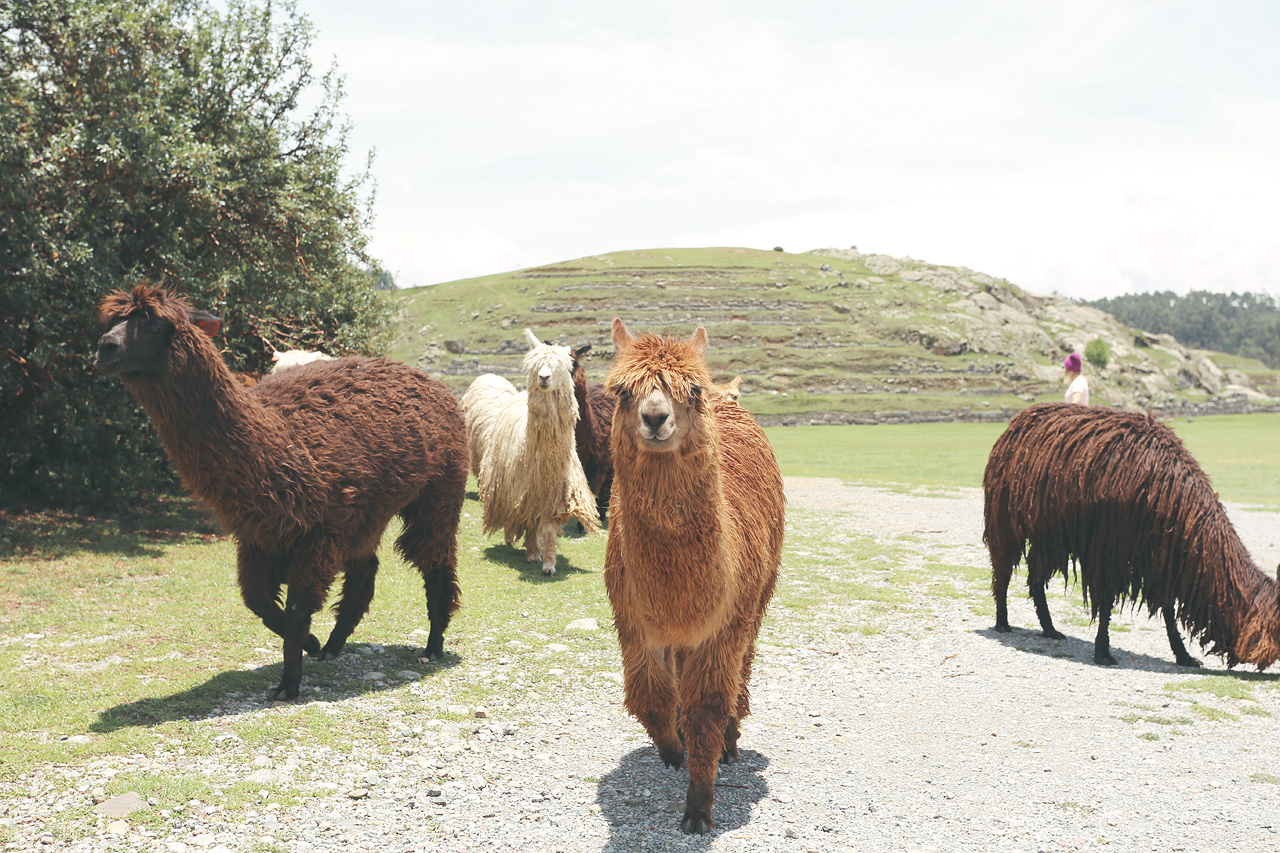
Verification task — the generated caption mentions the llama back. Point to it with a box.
[462,373,519,478]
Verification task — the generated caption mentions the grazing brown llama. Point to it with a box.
[604,318,785,835]
[984,402,1280,669]
[95,286,468,700]
[570,344,616,524]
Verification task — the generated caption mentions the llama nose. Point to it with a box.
[642,411,668,433]
[95,335,121,369]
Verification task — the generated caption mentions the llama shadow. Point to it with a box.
[597,747,770,849]
[977,624,1210,673]
[481,544,593,582]
[89,644,461,734]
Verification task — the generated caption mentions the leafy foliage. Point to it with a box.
[0,0,394,506]
[1084,337,1110,370]
[1084,290,1280,369]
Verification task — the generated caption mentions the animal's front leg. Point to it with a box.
[273,582,323,701]
[676,642,742,834]
[238,544,320,656]
[538,522,558,575]
[522,528,541,564]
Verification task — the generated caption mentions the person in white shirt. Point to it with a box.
[1063,352,1089,404]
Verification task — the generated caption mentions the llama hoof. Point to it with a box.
[267,682,300,702]
[994,622,1012,634]
[303,634,322,656]
[720,744,739,764]
[317,647,344,662]
[542,563,556,576]
[679,808,714,835]
[420,634,445,662]
[1094,652,1117,666]
[657,742,685,769]
[1043,629,1067,640]
[1175,655,1202,668]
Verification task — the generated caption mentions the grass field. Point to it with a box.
[1,412,1277,845]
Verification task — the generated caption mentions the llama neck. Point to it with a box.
[122,332,319,533]
[615,420,721,531]
[573,378,593,445]
[1221,540,1280,668]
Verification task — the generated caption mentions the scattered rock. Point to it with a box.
[566,618,599,631]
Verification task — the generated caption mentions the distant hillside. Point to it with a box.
[388,247,1280,423]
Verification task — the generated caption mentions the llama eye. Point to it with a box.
[618,388,633,402]
[690,385,702,398]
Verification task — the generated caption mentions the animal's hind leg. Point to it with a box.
[237,544,320,657]
[1026,544,1066,640]
[991,553,1015,634]
[397,475,464,661]
[538,522,558,575]
[318,554,379,661]
[1163,607,1201,667]
[1092,581,1117,666]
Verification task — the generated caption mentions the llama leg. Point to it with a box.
[677,640,742,835]
[318,554,378,661]
[522,527,541,564]
[237,544,320,656]
[991,550,1015,633]
[1163,607,1201,667]
[1026,545,1065,640]
[273,581,325,701]
[1093,589,1117,666]
[539,521,558,575]
[621,644,683,767]
[397,478,464,661]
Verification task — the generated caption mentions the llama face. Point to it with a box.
[520,330,575,397]
[96,308,221,377]
[607,318,713,455]
[630,383,700,453]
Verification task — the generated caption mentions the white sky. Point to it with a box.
[301,0,1280,300]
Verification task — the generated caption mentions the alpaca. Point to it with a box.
[570,344,616,524]
[717,376,742,403]
[984,402,1280,669]
[271,349,335,372]
[95,285,468,700]
[461,329,600,575]
[604,318,785,834]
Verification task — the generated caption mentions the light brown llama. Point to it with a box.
[604,318,785,835]
[95,286,467,700]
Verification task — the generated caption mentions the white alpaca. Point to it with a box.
[270,349,335,373]
[462,329,601,574]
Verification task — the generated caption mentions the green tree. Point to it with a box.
[1084,338,1110,370]
[0,0,394,506]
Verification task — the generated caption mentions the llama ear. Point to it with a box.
[691,326,708,354]
[190,310,222,337]
[611,318,633,351]
[575,344,592,360]
[523,329,541,350]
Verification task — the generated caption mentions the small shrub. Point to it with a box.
[1085,338,1111,369]
[773,246,784,252]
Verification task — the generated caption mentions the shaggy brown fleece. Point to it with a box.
[984,402,1280,669]
[96,286,468,700]
[604,319,785,835]
[570,345,616,523]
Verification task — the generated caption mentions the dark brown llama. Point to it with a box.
[95,286,468,700]
[604,318,785,834]
[984,402,1280,669]
[570,344,616,524]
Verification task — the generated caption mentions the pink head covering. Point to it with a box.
[1063,353,1083,373]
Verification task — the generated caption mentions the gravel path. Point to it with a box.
[9,479,1280,852]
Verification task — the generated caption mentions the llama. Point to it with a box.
[604,318,785,834]
[570,344,616,524]
[271,349,335,372]
[984,402,1280,669]
[461,329,600,575]
[717,376,742,403]
[95,285,468,700]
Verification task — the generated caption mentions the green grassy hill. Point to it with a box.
[387,246,1280,422]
